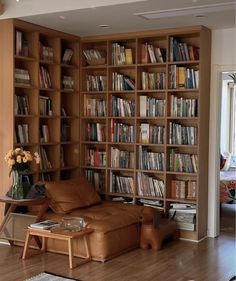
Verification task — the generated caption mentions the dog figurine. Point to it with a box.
[140,206,179,251]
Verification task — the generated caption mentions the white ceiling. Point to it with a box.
[0,0,235,36]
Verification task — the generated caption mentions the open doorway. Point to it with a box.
[219,72,236,236]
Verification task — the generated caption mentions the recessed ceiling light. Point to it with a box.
[195,14,207,18]
[59,15,66,20]
[134,1,235,20]
[16,0,20,2]
[99,24,110,28]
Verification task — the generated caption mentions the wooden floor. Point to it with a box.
[0,204,235,281]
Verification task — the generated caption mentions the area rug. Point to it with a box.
[25,271,81,281]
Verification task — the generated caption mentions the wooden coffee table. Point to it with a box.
[22,227,93,269]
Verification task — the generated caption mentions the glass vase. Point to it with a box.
[11,170,24,200]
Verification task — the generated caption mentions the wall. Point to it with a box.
[208,28,236,237]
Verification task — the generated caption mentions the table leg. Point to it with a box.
[68,238,74,269]
[41,236,47,252]
[83,235,91,260]
[22,231,31,259]
[0,204,17,246]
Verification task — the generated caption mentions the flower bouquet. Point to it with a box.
[5,148,40,200]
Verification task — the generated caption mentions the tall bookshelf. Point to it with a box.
[80,26,211,241]
[0,20,80,216]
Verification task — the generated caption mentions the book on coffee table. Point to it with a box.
[29,220,60,230]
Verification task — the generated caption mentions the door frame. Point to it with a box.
[208,64,236,237]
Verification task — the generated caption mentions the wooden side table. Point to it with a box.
[0,196,50,246]
[22,227,93,269]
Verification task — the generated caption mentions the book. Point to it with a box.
[30,220,60,230]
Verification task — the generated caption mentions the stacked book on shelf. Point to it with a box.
[39,66,52,89]
[112,96,135,117]
[110,173,134,194]
[169,149,198,173]
[86,75,106,91]
[110,147,134,169]
[15,95,29,115]
[171,180,197,200]
[40,124,50,143]
[137,172,164,197]
[39,43,54,62]
[140,123,165,144]
[111,42,133,65]
[86,122,106,142]
[110,120,135,143]
[15,68,31,85]
[169,65,199,89]
[139,146,165,171]
[170,37,199,62]
[39,96,52,116]
[15,30,29,57]
[39,146,52,170]
[140,96,166,117]
[85,169,105,192]
[168,203,196,231]
[112,72,135,91]
[16,124,29,144]
[84,97,106,117]
[169,122,198,145]
[170,95,197,117]
[30,220,59,230]
[141,71,166,90]
[62,48,74,64]
[85,147,106,167]
[62,75,74,90]
[139,198,164,209]
[140,42,166,64]
[83,49,106,65]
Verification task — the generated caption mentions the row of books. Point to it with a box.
[111,120,135,143]
[39,42,54,62]
[137,172,164,197]
[39,66,52,89]
[39,95,52,116]
[140,96,166,117]
[112,72,135,91]
[83,49,105,61]
[170,95,198,117]
[112,96,135,117]
[62,48,74,64]
[15,95,29,115]
[169,149,198,173]
[139,146,165,171]
[110,147,135,169]
[141,71,166,90]
[87,122,106,142]
[85,169,105,192]
[62,75,74,90]
[111,43,133,65]
[169,65,199,89]
[39,146,52,170]
[84,97,106,117]
[86,75,106,92]
[15,124,29,144]
[111,173,134,194]
[171,180,197,200]
[140,123,165,144]
[15,68,31,85]
[140,43,166,64]
[85,148,106,167]
[170,37,199,62]
[169,122,198,145]
[15,30,29,57]
[40,124,50,143]
[169,203,196,231]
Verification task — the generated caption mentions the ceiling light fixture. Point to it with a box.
[134,1,235,20]
[59,15,66,20]
[99,24,110,28]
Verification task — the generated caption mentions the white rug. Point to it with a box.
[25,272,80,281]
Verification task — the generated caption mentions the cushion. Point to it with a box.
[45,176,101,213]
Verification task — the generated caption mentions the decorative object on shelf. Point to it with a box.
[4,148,40,200]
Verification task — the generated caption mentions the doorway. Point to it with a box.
[219,72,236,235]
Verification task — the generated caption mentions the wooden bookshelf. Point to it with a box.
[80,26,211,241]
[0,20,211,241]
[0,19,80,212]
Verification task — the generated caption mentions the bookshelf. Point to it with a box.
[0,19,80,204]
[0,20,211,241]
[80,26,211,241]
